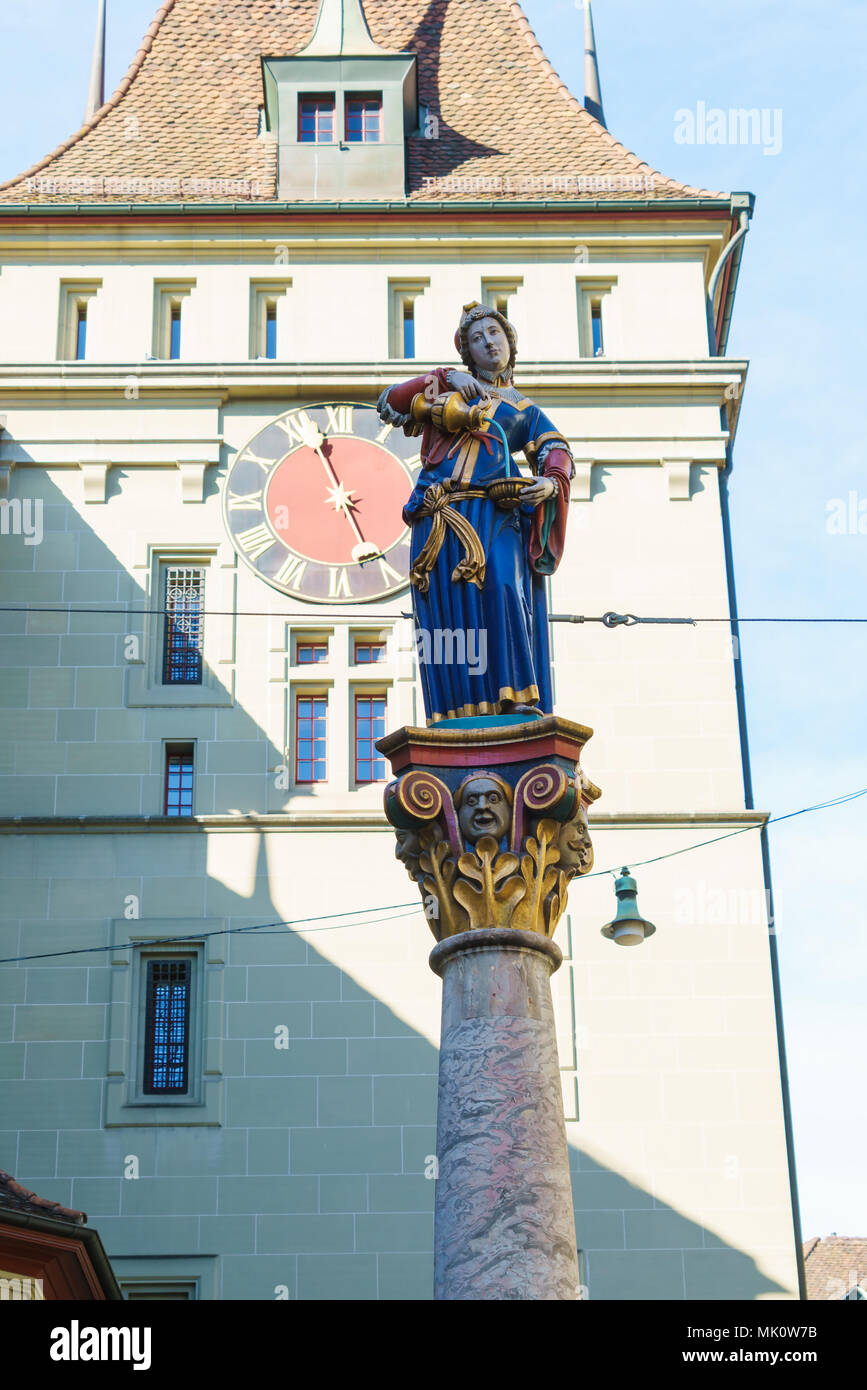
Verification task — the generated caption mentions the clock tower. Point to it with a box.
[0,0,802,1302]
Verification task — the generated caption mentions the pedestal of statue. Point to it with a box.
[376,713,600,1301]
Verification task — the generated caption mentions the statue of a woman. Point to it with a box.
[377,301,574,725]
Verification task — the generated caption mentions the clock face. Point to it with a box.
[222,402,419,603]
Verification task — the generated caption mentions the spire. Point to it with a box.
[583,0,606,128]
[296,0,390,56]
[84,0,106,122]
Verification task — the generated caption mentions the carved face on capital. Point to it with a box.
[466,316,510,376]
[556,803,594,878]
[395,827,422,869]
[456,775,512,845]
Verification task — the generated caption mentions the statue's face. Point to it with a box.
[466,316,510,375]
[557,804,593,877]
[458,777,511,844]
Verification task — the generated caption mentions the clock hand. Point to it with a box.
[297,417,378,558]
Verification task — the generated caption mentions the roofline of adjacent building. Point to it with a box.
[0,1205,124,1300]
[0,196,747,219]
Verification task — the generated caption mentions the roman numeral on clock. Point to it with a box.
[236,523,277,560]
[324,405,353,435]
[273,410,317,448]
[241,450,279,474]
[274,553,308,589]
[377,555,403,586]
[227,490,264,511]
[328,567,353,599]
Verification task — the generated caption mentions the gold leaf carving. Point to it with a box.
[512,819,563,934]
[452,835,526,930]
[418,836,468,939]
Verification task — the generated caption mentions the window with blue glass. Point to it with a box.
[170,303,182,359]
[355,694,387,783]
[265,302,277,359]
[345,94,382,143]
[591,303,604,356]
[353,640,385,664]
[163,566,204,684]
[298,95,335,142]
[296,641,328,665]
[403,301,415,358]
[165,743,195,816]
[296,695,328,782]
[75,305,87,361]
[143,959,191,1094]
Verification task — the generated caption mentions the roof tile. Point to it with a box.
[0,0,719,205]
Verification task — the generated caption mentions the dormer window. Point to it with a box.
[298,94,335,142]
[262,0,418,201]
[346,94,382,143]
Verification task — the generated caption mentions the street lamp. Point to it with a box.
[601,867,656,946]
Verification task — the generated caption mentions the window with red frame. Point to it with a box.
[345,94,382,143]
[296,696,328,782]
[355,695,387,783]
[353,640,386,664]
[296,641,328,665]
[298,95,335,143]
[165,743,195,816]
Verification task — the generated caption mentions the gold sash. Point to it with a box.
[409,482,488,592]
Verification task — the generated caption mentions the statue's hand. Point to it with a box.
[448,370,492,403]
[522,477,558,506]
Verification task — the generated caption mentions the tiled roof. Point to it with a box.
[0,0,720,205]
[0,1169,87,1225]
[803,1237,867,1300]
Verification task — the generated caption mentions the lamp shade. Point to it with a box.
[601,867,656,947]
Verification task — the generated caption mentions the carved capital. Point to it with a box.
[380,719,601,942]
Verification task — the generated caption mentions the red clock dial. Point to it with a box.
[223,403,419,604]
[265,435,409,566]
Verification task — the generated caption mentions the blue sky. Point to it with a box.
[0,0,865,1240]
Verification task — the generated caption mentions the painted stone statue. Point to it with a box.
[377,301,574,724]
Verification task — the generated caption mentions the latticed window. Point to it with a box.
[165,743,194,816]
[298,95,335,142]
[163,566,204,684]
[345,94,382,143]
[355,695,387,782]
[296,696,327,782]
[143,959,191,1094]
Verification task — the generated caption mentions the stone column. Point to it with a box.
[430,927,579,1301]
[376,714,600,1302]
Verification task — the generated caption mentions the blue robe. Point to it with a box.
[403,396,566,725]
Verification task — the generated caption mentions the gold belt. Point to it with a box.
[409,481,488,592]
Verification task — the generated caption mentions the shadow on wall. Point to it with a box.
[0,470,785,1300]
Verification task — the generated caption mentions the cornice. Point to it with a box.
[0,359,748,403]
[0,810,768,835]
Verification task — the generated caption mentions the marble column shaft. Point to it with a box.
[430,928,580,1300]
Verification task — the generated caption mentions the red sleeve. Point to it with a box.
[529,448,572,574]
[383,367,450,415]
